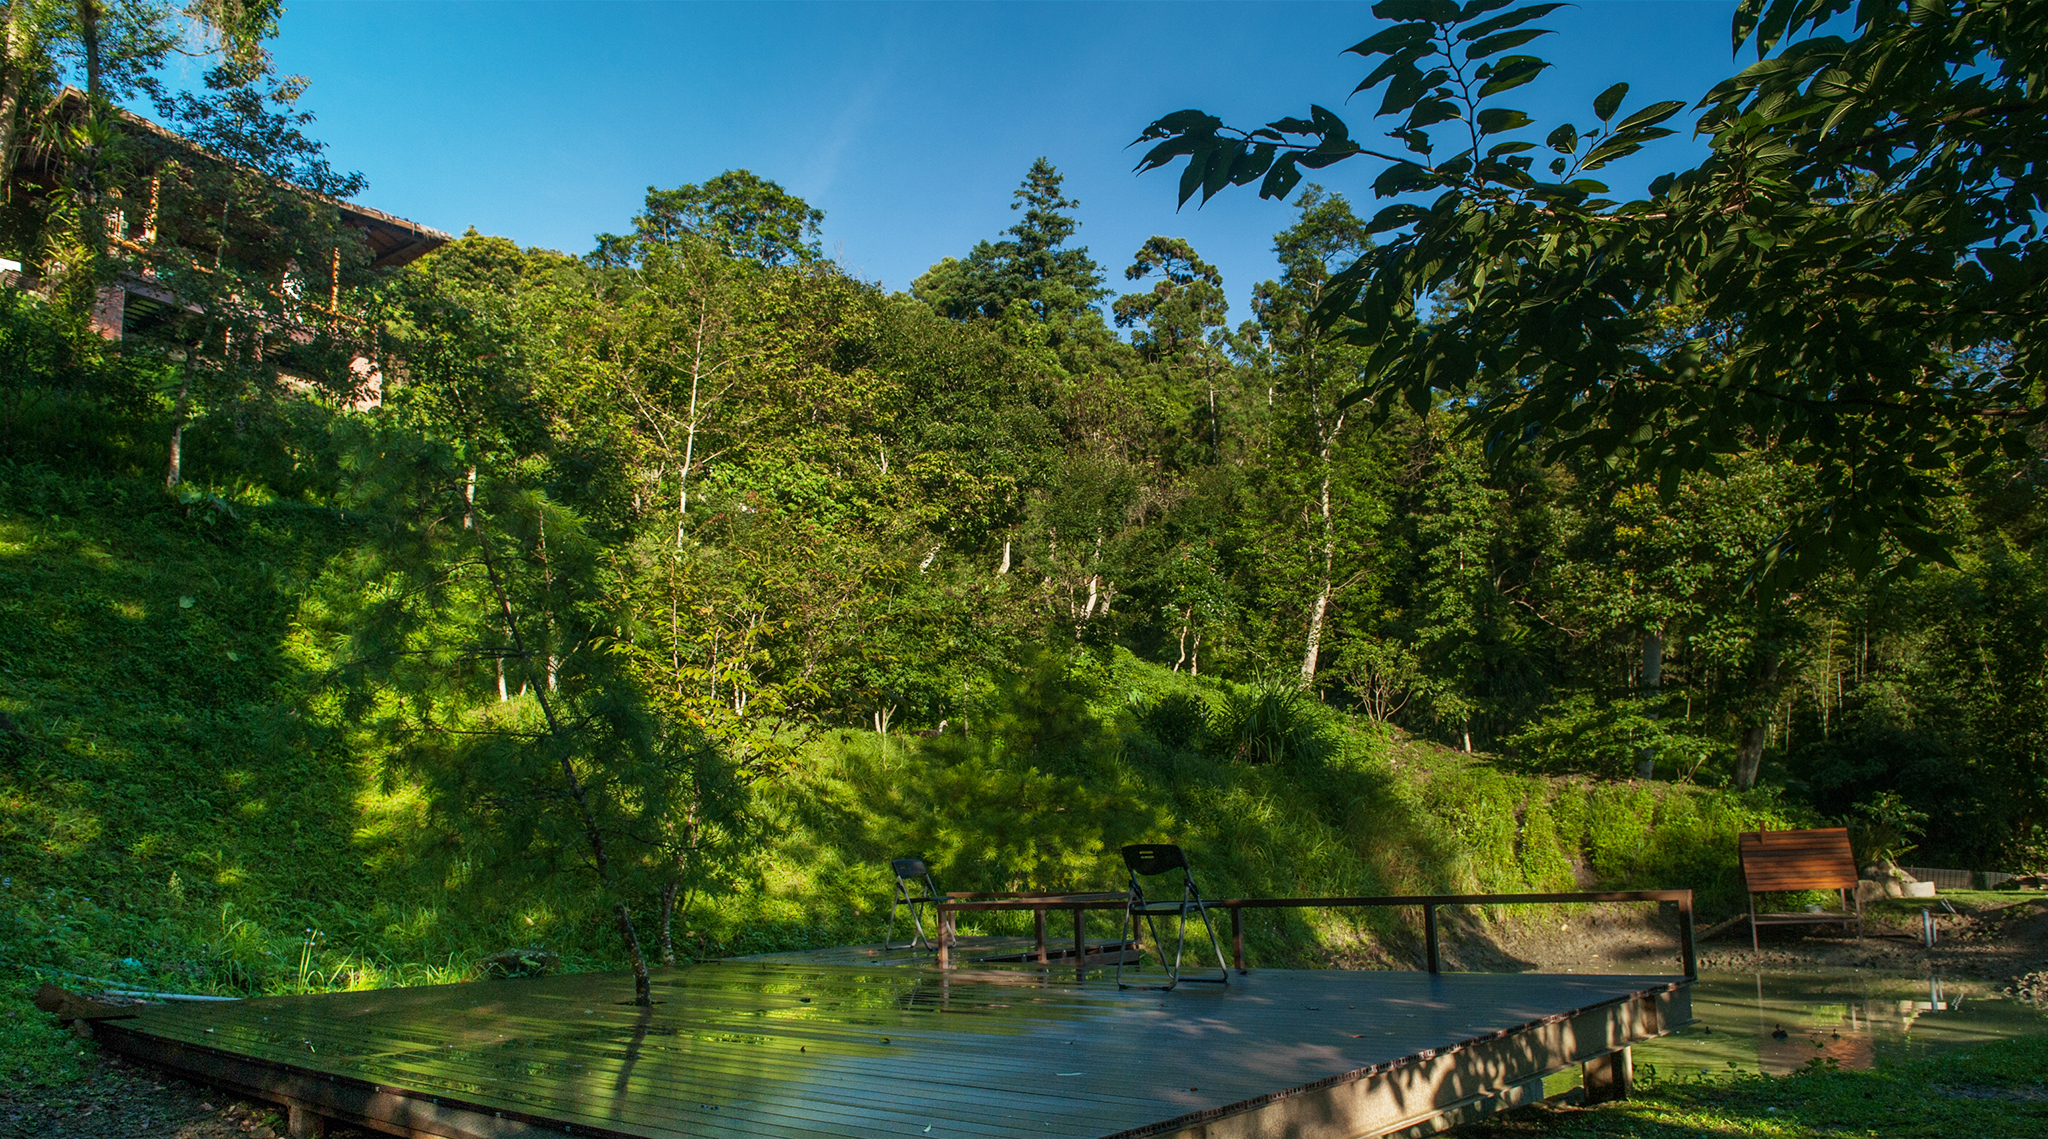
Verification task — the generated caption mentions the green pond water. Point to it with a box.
[1636,970,2048,1079]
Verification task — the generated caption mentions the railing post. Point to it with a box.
[1423,904,1440,974]
[937,906,952,970]
[1035,908,1048,965]
[1231,907,1244,972]
[1678,892,1697,980]
[1074,906,1086,982]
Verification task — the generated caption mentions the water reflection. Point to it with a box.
[1638,970,2048,1079]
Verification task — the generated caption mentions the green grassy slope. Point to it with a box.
[2,462,1809,1087]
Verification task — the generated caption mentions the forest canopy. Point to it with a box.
[1,0,2043,998]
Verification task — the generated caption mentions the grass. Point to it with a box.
[2,459,1814,1091]
[1455,1032,2048,1137]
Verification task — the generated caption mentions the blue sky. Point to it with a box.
[230,1,1744,321]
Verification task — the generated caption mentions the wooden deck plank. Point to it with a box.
[101,958,1687,1139]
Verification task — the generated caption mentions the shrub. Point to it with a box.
[1215,679,1331,767]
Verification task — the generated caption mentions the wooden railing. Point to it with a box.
[932,889,1697,981]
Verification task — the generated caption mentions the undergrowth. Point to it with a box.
[1,459,1806,1089]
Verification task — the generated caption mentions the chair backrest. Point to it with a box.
[1122,843,1192,879]
[1738,828,1857,892]
[891,857,931,881]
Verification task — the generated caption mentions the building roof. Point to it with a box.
[36,87,451,270]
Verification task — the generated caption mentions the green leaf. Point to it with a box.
[1373,161,1439,196]
[1467,27,1552,58]
[1259,153,1304,200]
[1487,140,1536,155]
[1373,0,1461,23]
[1593,82,1629,122]
[1475,107,1534,135]
[1457,0,1520,20]
[1407,98,1463,130]
[1365,203,1428,233]
[1346,23,1434,56]
[1612,99,1687,132]
[1476,56,1550,98]
[1545,122,1578,153]
[1457,2,1565,41]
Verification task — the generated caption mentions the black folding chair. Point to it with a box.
[1116,843,1228,990]
[885,857,941,952]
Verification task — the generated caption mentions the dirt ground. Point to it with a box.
[1487,890,2048,982]
[0,1053,377,1139]
[8,893,2045,1138]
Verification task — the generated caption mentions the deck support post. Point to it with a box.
[1231,908,1244,972]
[937,909,952,969]
[285,1102,326,1138]
[1677,895,1696,980]
[1423,905,1440,974]
[1035,910,1047,964]
[1582,1047,1632,1103]
[1074,907,1086,981]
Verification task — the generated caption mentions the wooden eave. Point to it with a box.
[38,87,450,269]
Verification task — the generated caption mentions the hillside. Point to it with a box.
[0,459,1808,1085]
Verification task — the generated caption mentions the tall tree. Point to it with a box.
[1245,187,1380,687]
[912,157,1108,329]
[593,170,824,270]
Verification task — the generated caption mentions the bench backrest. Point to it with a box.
[1738,827,1857,892]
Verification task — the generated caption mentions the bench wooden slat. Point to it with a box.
[1739,828,1858,891]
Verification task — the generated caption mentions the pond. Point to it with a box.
[1636,969,2048,1079]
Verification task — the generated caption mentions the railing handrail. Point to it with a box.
[929,888,1697,981]
[1210,889,1695,909]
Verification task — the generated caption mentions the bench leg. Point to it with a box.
[1583,1048,1632,1105]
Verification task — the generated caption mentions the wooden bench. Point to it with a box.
[1739,827,1862,949]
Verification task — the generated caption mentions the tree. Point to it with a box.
[592,170,824,269]
[1115,235,1233,460]
[913,157,1108,328]
[1133,0,2044,585]
[1243,187,1384,687]
[326,428,677,1006]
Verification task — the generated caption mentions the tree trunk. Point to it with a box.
[658,879,681,966]
[1732,652,1781,790]
[613,902,651,1003]
[1635,626,1665,779]
[676,310,706,549]
[76,0,101,103]
[1298,421,1343,688]
[1733,722,1768,789]
[164,366,194,487]
[0,5,27,198]
[476,502,653,1005]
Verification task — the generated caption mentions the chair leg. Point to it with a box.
[909,900,930,951]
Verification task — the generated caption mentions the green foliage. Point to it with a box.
[1507,695,1723,781]
[1214,677,1333,767]
[1846,790,1929,867]
[912,158,1109,329]
[592,170,824,268]
[1135,0,2044,584]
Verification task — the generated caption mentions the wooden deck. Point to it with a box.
[94,955,1689,1139]
[734,936,1139,970]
